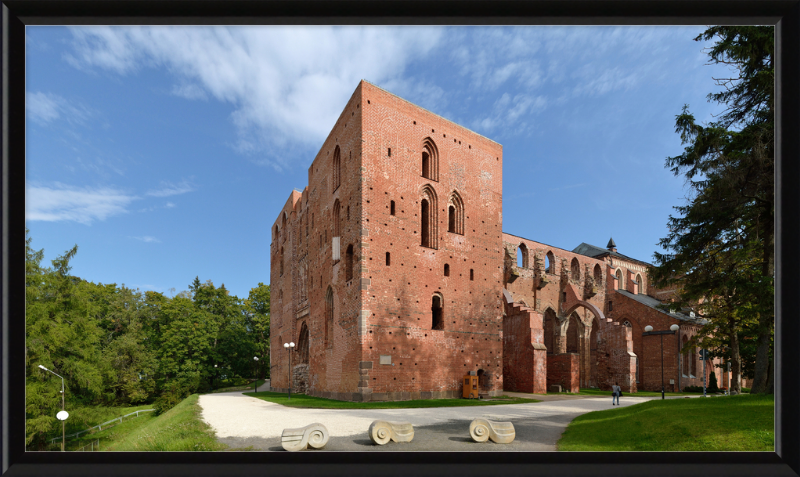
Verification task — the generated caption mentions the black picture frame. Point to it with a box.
[3,1,798,476]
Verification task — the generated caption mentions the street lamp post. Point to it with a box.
[283,342,295,399]
[253,357,260,392]
[38,365,67,451]
[643,324,680,400]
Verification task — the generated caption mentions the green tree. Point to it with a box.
[650,26,774,394]
[245,283,271,379]
[25,232,106,448]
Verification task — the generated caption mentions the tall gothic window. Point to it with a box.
[447,191,464,234]
[517,243,528,268]
[420,185,438,249]
[345,244,355,281]
[421,138,439,181]
[571,258,580,281]
[332,146,341,192]
[432,294,444,330]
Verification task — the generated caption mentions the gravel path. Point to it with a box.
[198,390,674,451]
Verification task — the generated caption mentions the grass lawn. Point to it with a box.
[557,393,774,451]
[98,394,226,451]
[553,388,705,398]
[243,391,540,409]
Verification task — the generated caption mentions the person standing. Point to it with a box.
[612,382,621,405]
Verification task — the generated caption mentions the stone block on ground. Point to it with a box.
[549,385,562,393]
[469,418,515,444]
[281,423,329,451]
[368,420,414,445]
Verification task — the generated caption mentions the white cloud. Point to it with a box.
[472,93,547,136]
[65,26,444,169]
[146,180,194,197]
[130,236,161,243]
[26,91,92,126]
[26,182,135,225]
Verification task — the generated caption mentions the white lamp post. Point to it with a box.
[253,357,260,392]
[643,324,680,400]
[38,365,66,451]
[283,342,295,399]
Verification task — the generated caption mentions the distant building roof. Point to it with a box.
[615,289,706,324]
[572,242,652,267]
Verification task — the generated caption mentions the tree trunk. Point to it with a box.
[728,320,742,394]
[750,215,774,394]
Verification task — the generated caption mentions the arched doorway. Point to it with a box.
[294,322,310,394]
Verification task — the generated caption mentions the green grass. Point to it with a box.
[551,388,701,398]
[243,391,540,409]
[100,394,227,451]
[557,393,774,451]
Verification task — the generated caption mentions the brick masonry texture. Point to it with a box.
[270,81,724,401]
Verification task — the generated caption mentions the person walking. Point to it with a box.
[612,382,621,405]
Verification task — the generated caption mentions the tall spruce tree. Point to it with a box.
[650,26,774,394]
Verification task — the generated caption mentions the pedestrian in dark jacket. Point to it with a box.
[612,382,621,405]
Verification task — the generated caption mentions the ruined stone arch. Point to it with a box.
[297,321,310,365]
[546,251,555,274]
[421,137,439,181]
[420,184,438,249]
[447,190,465,235]
[517,243,529,268]
[332,145,341,192]
[635,273,643,294]
[593,263,602,284]
[614,268,624,290]
[566,312,582,353]
[543,307,557,354]
[571,258,581,282]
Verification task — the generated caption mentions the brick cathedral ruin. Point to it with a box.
[269,81,728,401]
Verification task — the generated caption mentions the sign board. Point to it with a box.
[379,355,391,365]
[56,410,69,421]
[699,349,710,360]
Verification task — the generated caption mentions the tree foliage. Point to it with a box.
[25,231,270,449]
[650,26,774,394]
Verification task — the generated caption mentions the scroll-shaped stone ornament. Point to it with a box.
[281,423,330,451]
[469,418,515,444]
[368,420,414,445]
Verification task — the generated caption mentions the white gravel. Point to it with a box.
[197,390,657,440]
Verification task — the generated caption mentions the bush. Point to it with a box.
[742,387,751,393]
[707,371,720,393]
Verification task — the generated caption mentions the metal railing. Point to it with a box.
[76,439,100,452]
[50,409,155,444]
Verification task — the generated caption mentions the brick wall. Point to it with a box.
[502,297,547,394]
[547,354,580,393]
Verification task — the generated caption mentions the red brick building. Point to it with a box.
[270,81,724,400]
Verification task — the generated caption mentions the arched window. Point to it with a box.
[280,247,284,276]
[298,322,309,364]
[616,269,623,290]
[517,243,528,268]
[566,313,580,353]
[444,264,450,276]
[571,258,580,281]
[273,224,279,241]
[325,287,334,345]
[635,274,643,294]
[623,320,632,327]
[332,146,341,191]
[345,244,354,281]
[333,199,340,237]
[544,308,556,354]
[447,191,464,234]
[431,294,444,330]
[593,264,602,284]
[420,185,438,249]
[546,251,555,274]
[421,138,439,181]
[282,213,287,242]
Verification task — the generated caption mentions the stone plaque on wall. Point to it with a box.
[379,355,392,365]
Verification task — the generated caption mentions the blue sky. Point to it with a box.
[25,26,731,299]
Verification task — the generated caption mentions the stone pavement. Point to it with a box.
[198,388,698,452]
